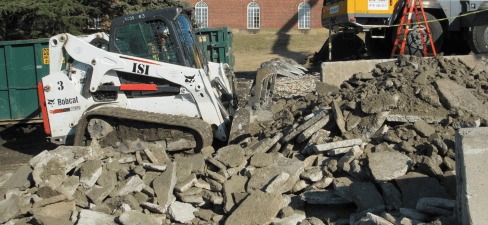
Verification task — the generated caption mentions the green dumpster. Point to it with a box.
[196,27,234,68]
[0,39,51,123]
[0,38,68,123]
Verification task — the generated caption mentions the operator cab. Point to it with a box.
[109,7,207,71]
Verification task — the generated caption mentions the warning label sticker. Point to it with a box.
[42,48,65,65]
[43,48,49,64]
[368,0,388,10]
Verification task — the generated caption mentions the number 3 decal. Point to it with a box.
[57,81,64,90]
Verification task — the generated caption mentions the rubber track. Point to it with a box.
[74,107,213,148]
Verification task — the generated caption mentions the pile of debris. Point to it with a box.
[0,55,486,225]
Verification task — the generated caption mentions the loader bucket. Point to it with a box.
[228,67,277,144]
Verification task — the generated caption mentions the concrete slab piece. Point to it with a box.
[248,156,304,194]
[1,165,32,190]
[321,59,394,87]
[168,201,197,223]
[77,209,117,225]
[455,128,488,225]
[368,152,412,182]
[395,172,452,209]
[435,79,488,121]
[225,191,284,225]
[300,190,352,204]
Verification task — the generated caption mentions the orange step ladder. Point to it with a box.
[391,0,437,58]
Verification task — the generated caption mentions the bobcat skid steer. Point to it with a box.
[38,7,305,151]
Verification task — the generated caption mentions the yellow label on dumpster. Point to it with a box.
[43,48,49,64]
[42,48,65,64]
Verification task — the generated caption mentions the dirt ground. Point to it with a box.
[0,125,58,176]
[233,32,330,73]
[0,32,329,176]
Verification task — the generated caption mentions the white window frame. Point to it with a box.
[88,17,102,30]
[195,1,208,28]
[247,2,260,29]
[298,2,311,29]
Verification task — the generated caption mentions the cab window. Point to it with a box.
[114,20,180,65]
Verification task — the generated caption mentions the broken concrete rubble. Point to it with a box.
[225,191,284,225]
[3,55,486,225]
[368,151,412,182]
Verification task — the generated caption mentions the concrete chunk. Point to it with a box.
[113,175,145,196]
[399,208,430,222]
[435,79,488,121]
[252,132,284,155]
[303,129,331,154]
[337,146,363,171]
[0,195,22,224]
[29,150,52,168]
[272,213,306,225]
[350,182,384,212]
[195,178,211,190]
[327,147,353,156]
[379,182,403,210]
[248,156,304,194]
[386,115,444,123]
[359,111,389,140]
[395,172,452,209]
[142,163,167,172]
[225,191,284,225]
[168,201,197,223]
[77,209,117,225]
[153,161,177,211]
[300,190,351,204]
[364,213,394,225]
[297,115,330,143]
[369,151,412,182]
[61,176,80,196]
[79,159,103,188]
[140,202,166,214]
[223,175,248,213]
[215,145,247,168]
[180,194,205,204]
[332,100,346,134]
[300,167,323,182]
[174,155,193,183]
[31,201,76,221]
[333,177,355,202]
[175,173,197,193]
[201,189,223,205]
[455,128,488,225]
[282,111,327,143]
[313,139,362,152]
[33,194,65,208]
[119,210,162,225]
[361,93,398,114]
[413,121,436,137]
[166,138,196,151]
[32,156,67,188]
[86,184,116,205]
[416,197,454,216]
[266,172,290,193]
[1,165,32,190]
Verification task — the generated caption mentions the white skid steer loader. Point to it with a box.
[38,7,306,151]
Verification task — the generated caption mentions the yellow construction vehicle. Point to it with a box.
[313,0,488,60]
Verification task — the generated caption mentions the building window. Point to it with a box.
[298,2,311,29]
[88,17,102,30]
[195,1,208,28]
[247,2,260,29]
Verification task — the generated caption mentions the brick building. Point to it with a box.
[185,0,324,31]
